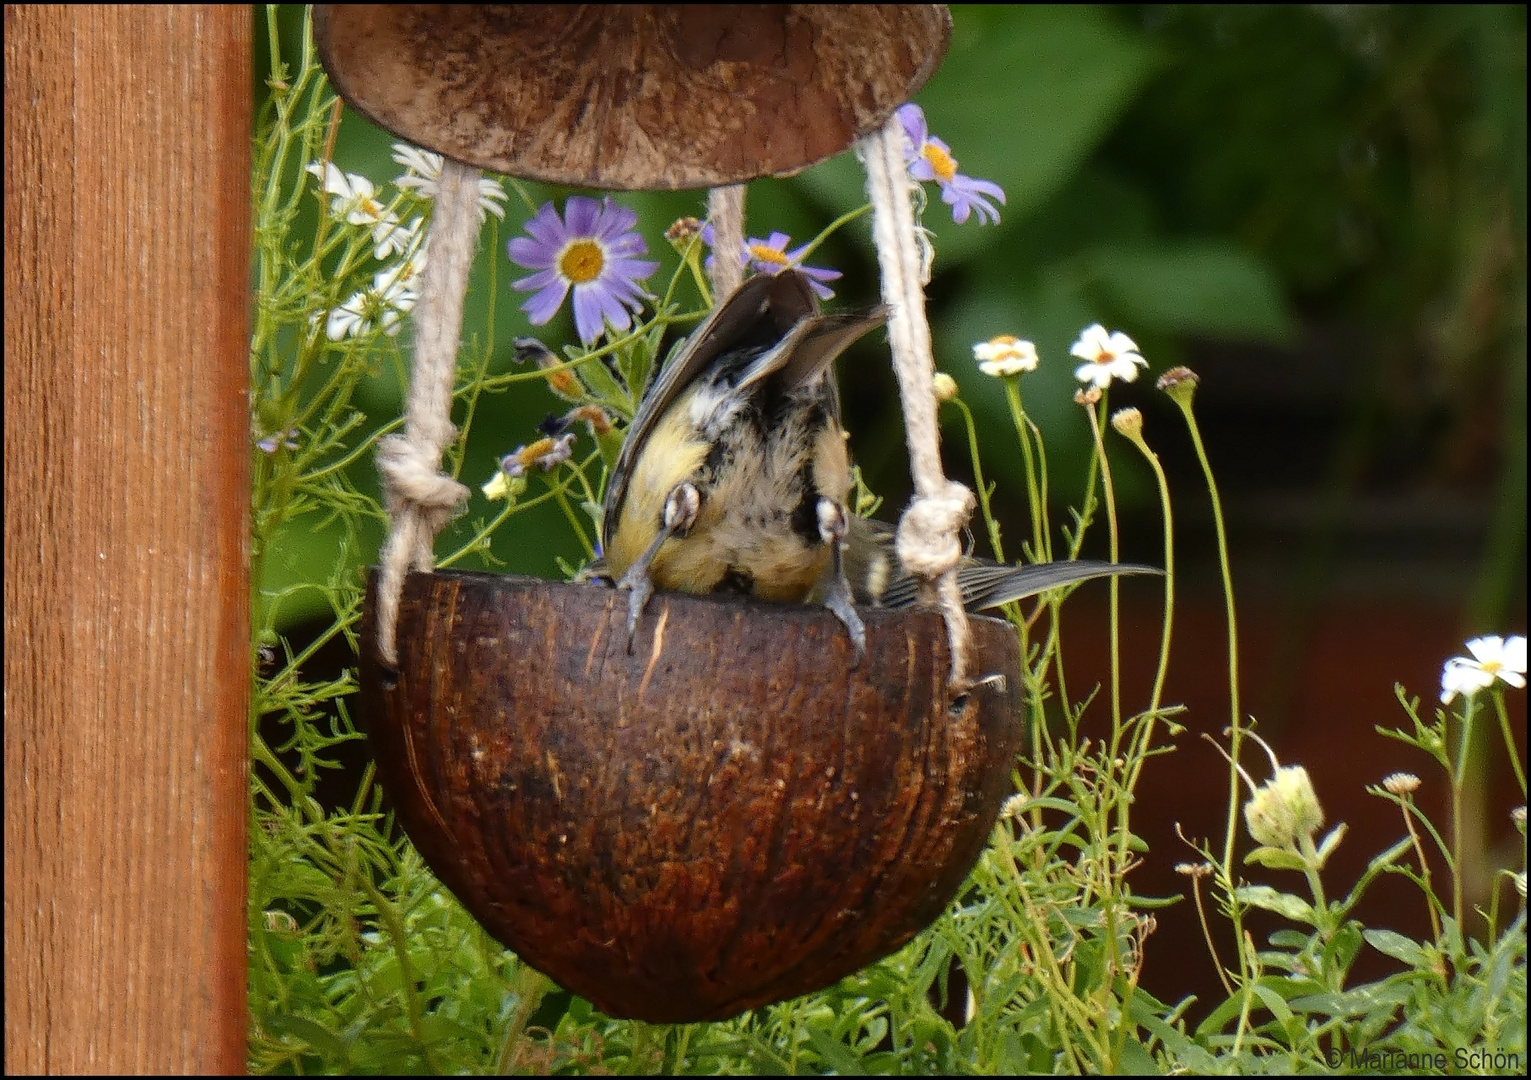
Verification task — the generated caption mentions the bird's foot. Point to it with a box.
[818,498,866,667]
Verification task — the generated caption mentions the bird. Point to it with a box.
[598,268,1154,661]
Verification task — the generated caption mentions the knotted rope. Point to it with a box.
[373,159,479,666]
[860,113,975,688]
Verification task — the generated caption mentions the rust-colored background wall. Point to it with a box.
[5,6,251,1072]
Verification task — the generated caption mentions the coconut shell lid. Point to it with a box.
[315,4,951,190]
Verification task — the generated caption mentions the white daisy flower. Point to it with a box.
[1071,324,1148,388]
[391,143,508,222]
[973,335,1039,378]
[1440,635,1527,704]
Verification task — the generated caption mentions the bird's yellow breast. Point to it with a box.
[604,384,851,603]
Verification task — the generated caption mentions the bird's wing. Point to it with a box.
[601,271,817,545]
[949,559,1159,611]
[737,308,889,395]
[846,516,1159,610]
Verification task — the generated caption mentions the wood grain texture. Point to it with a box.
[362,571,1023,1022]
[4,6,251,1072]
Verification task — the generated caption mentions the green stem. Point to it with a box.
[1116,423,1176,862]
[1025,413,1054,561]
[951,397,1005,563]
[492,968,553,1073]
[795,202,874,263]
[1168,385,1254,1004]
[436,469,587,568]
[1083,398,1123,734]
[551,477,595,559]
[356,869,434,1072]
[1174,398,1243,870]
[1493,689,1527,798]
[1299,833,1331,935]
[1450,695,1475,928]
[1004,379,1046,563]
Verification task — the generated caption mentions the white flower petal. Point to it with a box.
[390,143,441,179]
[973,336,1038,377]
[1070,324,1111,362]
[1439,633,1528,703]
[476,179,509,220]
[1074,361,1112,388]
[1467,635,1505,665]
[307,161,350,197]
[1106,329,1140,356]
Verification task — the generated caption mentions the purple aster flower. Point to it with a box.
[700,225,841,300]
[896,103,1007,226]
[508,196,659,345]
[744,232,842,300]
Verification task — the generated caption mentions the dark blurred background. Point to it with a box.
[257,5,1526,1020]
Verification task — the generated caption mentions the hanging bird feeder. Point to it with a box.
[360,572,1021,1022]
[320,4,1030,1022]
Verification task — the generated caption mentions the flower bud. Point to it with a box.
[1110,407,1143,438]
[1156,366,1200,407]
[665,216,703,250]
[1244,764,1324,849]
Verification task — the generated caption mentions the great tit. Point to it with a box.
[599,269,1153,660]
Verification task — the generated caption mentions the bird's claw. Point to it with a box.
[824,573,866,668]
[615,482,699,654]
[817,497,865,667]
[617,567,654,654]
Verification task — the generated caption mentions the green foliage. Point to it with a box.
[248,6,1525,1075]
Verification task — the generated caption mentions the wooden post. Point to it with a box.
[5,7,251,1072]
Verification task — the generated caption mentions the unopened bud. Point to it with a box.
[564,404,613,436]
[1156,366,1200,408]
[515,336,584,402]
[933,372,959,403]
[665,216,704,251]
[1110,407,1143,438]
[1244,764,1324,850]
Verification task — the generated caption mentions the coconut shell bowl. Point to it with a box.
[361,569,1023,1023]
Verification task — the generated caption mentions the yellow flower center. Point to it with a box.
[558,239,605,284]
[922,142,958,183]
[748,243,790,268]
[1481,660,1502,676]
